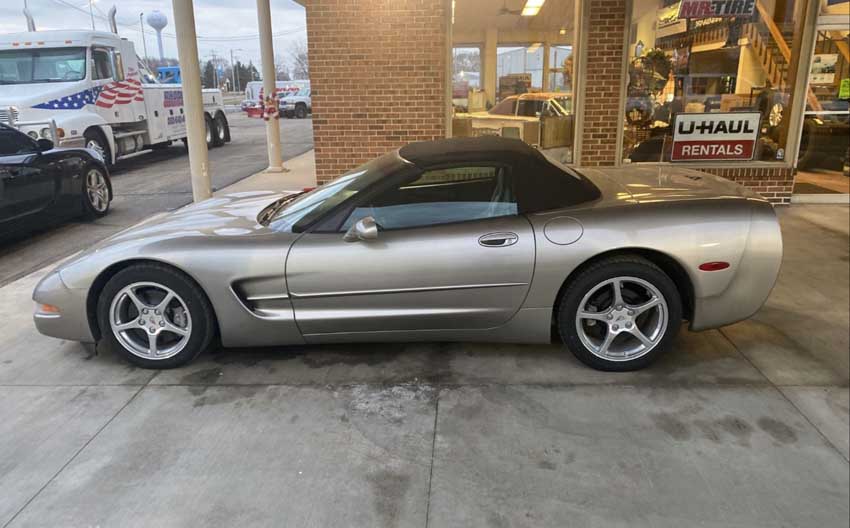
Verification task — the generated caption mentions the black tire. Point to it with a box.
[294,104,308,119]
[81,164,110,219]
[213,112,228,146]
[84,128,112,168]
[557,255,682,371]
[97,263,216,369]
[204,113,216,148]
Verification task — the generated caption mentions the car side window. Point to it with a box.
[0,128,37,155]
[342,165,517,231]
[92,48,113,80]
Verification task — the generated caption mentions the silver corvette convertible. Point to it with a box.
[33,137,782,371]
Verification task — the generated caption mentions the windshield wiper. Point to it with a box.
[258,190,309,226]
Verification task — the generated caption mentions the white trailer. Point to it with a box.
[0,13,230,166]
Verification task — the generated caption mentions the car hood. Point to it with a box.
[103,190,289,245]
[52,190,296,289]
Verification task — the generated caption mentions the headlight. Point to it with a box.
[40,127,52,139]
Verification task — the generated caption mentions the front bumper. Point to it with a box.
[32,270,95,343]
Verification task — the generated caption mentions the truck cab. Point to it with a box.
[0,25,228,166]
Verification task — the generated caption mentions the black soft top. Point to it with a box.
[398,136,601,211]
[398,136,546,168]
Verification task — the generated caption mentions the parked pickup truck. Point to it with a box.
[0,9,231,167]
[244,80,310,119]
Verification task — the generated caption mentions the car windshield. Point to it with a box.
[264,152,401,232]
[0,47,87,84]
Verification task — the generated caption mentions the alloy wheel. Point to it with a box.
[109,282,193,360]
[575,276,668,362]
[85,169,109,213]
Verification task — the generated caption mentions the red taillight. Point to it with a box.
[699,261,730,272]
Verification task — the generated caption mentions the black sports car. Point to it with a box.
[1,123,112,241]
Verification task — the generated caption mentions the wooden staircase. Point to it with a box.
[744,0,822,110]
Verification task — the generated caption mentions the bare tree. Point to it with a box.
[290,39,309,80]
[275,55,291,81]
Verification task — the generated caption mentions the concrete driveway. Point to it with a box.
[1,205,847,528]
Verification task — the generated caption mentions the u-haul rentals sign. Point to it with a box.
[671,112,761,162]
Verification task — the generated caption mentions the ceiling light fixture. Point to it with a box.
[559,28,567,35]
[521,0,545,16]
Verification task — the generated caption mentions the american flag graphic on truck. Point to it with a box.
[32,71,144,110]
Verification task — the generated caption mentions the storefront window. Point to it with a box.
[450,0,576,163]
[793,0,849,195]
[623,0,811,163]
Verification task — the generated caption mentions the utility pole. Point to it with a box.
[89,0,96,30]
[139,13,150,71]
[210,50,219,89]
[231,50,236,93]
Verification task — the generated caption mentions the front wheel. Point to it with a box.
[97,263,216,369]
[294,104,308,119]
[557,256,682,371]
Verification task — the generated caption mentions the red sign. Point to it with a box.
[671,112,761,162]
[678,0,756,18]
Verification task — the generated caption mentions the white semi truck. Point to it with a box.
[0,10,230,166]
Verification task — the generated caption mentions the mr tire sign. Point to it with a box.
[678,0,756,18]
[671,112,761,162]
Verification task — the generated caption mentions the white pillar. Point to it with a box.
[483,28,498,106]
[542,42,550,91]
[256,0,285,172]
[172,0,211,202]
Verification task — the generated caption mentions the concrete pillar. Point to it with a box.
[541,42,550,91]
[172,0,211,202]
[483,28,498,106]
[256,0,285,172]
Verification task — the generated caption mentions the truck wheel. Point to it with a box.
[84,129,112,168]
[204,114,216,148]
[213,112,228,146]
[294,104,308,119]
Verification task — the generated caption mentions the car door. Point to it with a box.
[286,164,535,336]
[0,128,57,231]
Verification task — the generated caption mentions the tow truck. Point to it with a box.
[0,8,230,167]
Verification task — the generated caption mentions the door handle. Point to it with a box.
[478,232,518,247]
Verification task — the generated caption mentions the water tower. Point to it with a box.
[146,10,168,61]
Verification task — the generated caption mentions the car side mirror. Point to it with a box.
[343,216,378,242]
[36,138,54,152]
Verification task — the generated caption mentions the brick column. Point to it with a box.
[579,0,627,166]
[304,0,447,184]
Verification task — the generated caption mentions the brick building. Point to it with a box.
[300,0,850,203]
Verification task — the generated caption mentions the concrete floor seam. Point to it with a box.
[424,392,440,528]
[1,384,147,528]
[719,326,849,464]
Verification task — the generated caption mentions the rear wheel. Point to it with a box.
[557,256,682,371]
[82,166,110,219]
[213,112,228,146]
[204,113,215,148]
[97,263,216,369]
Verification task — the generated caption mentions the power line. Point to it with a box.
[45,0,305,41]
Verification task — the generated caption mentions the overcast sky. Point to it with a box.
[2,0,306,68]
